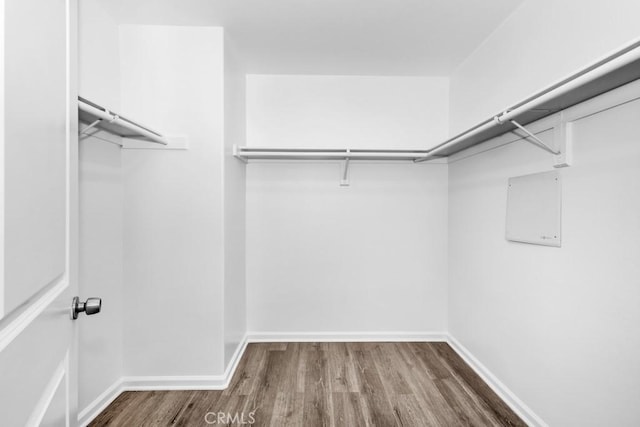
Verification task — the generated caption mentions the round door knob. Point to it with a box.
[71,296,102,319]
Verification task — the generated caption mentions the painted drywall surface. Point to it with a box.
[246,75,449,150]
[448,98,640,425]
[120,25,226,376]
[246,75,449,333]
[450,0,640,134]
[247,162,448,333]
[223,36,247,369]
[78,0,121,109]
[77,0,123,413]
[77,138,124,411]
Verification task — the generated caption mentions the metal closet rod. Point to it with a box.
[234,147,431,160]
[78,98,169,145]
[414,38,640,162]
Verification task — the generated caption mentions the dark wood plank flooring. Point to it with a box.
[90,342,525,426]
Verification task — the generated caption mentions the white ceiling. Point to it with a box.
[113,0,524,75]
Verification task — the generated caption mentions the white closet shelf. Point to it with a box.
[78,97,169,145]
[233,147,432,162]
[236,40,640,168]
[415,38,640,162]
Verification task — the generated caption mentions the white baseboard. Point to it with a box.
[223,333,250,384]
[446,335,547,427]
[77,334,248,425]
[122,333,250,391]
[121,375,229,391]
[247,331,448,342]
[78,378,125,427]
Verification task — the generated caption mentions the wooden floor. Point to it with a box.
[91,342,525,427]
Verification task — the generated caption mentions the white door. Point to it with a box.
[0,0,80,425]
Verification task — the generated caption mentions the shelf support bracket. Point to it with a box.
[508,119,560,155]
[340,150,351,186]
[552,111,573,168]
[80,119,102,136]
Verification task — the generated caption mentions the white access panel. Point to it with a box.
[506,170,561,247]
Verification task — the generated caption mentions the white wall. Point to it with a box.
[120,25,226,376]
[77,0,123,413]
[247,75,449,150]
[246,75,449,335]
[450,0,640,134]
[77,138,123,412]
[247,163,448,335]
[223,36,247,367]
[448,86,640,426]
[78,0,120,108]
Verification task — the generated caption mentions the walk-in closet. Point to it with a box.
[1,1,639,426]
